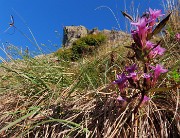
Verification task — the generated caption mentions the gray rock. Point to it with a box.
[62,25,88,47]
[89,28,99,35]
[102,29,111,35]
[62,25,131,48]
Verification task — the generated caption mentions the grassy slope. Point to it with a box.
[0,2,180,138]
[0,35,132,137]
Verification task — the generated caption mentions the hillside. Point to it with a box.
[0,5,180,138]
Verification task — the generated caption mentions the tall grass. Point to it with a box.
[0,0,179,137]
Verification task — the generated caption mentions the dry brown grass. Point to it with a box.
[0,0,179,137]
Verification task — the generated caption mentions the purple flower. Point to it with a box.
[149,45,166,58]
[113,73,127,92]
[150,64,168,83]
[131,17,147,29]
[153,45,166,55]
[143,73,151,78]
[151,64,168,75]
[139,95,151,107]
[143,95,151,102]
[125,64,138,81]
[127,72,138,81]
[148,8,164,28]
[125,64,137,73]
[142,95,151,105]
[117,96,127,107]
[149,8,164,21]
[146,41,155,49]
[175,33,180,41]
[117,96,126,101]
[131,17,149,46]
[143,73,151,87]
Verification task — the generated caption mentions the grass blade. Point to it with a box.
[0,107,40,133]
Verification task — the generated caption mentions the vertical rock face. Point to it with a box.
[62,25,88,47]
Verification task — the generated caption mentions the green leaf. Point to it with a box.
[147,13,171,40]
[0,107,40,133]
[0,64,50,90]
[124,46,133,49]
[17,118,90,138]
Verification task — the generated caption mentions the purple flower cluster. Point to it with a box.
[114,8,169,107]
[131,8,166,58]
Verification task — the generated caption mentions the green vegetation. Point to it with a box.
[55,33,107,61]
[54,48,73,61]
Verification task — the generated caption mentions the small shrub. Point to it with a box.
[55,33,107,61]
[80,33,107,46]
[71,40,89,60]
[54,48,73,61]
[71,33,107,60]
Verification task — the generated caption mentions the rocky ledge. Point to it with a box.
[62,25,131,47]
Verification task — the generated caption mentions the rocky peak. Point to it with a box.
[62,25,130,47]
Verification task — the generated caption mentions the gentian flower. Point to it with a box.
[114,9,168,111]
[117,96,126,101]
[143,73,151,78]
[138,95,151,107]
[113,73,127,92]
[125,64,137,73]
[139,95,151,107]
[141,95,151,106]
[154,45,166,55]
[126,64,138,82]
[148,8,164,33]
[127,72,138,81]
[117,96,127,107]
[149,45,166,58]
[131,17,147,29]
[150,64,168,83]
[146,41,156,49]
[131,17,149,46]
[149,8,164,25]
[175,33,180,41]
[143,95,151,102]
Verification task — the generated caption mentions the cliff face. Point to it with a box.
[62,25,130,47]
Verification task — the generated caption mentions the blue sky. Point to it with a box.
[0,0,165,60]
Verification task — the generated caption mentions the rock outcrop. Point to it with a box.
[62,25,130,47]
[62,25,88,47]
